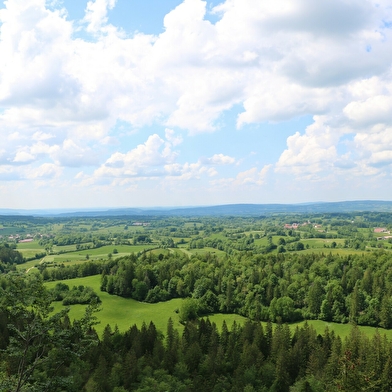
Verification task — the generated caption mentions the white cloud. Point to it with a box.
[1,0,392,203]
[8,132,22,141]
[165,161,210,180]
[89,130,234,184]
[210,164,272,188]
[83,0,117,33]
[13,150,35,163]
[1,0,391,138]
[234,165,271,186]
[202,153,236,165]
[53,139,100,167]
[93,133,178,179]
[164,152,235,181]
[27,163,62,179]
[165,128,183,146]
[29,141,57,156]
[32,131,54,141]
[344,94,392,127]
[275,105,392,181]
[275,116,340,177]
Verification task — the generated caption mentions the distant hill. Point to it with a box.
[2,200,392,217]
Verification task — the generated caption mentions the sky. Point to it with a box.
[1,0,392,209]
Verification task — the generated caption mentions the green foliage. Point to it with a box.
[49,283,101,305]
[0,244,24,271]
[0,273,99,391]
[179,298,199,323]
[76,319,392,391]
[93,247,392,329]
[269,296,301,323]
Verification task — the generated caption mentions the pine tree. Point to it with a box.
[306,278,324,318]
[381,345,392,392]
[349,281,362,324]
[379,294,392,329]
[164,318,180,373]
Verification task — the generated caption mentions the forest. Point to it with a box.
[2,211,392,390]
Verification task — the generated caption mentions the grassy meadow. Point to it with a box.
[16,240,44,259]
[45,275,183,336]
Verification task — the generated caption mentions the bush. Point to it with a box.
[50,284,101,305]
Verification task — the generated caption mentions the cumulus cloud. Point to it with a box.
[2,0,386,140]
[13,150,35,164]
[165,161,212,180]
[32,131,54,141]
[234,165,271,186]
[53,139,100,167]
[1,0,390,132]
[199,153,235,165]
[163,152,235,181]
[83,0,117,33]
[165,128,183,146]
[344,95,392,127]
[93,133,179,179]
[1,0,392,200]
[210,164,272,188]
[27,163,62,179]
[88,130,235,184]
[276,116,340,176]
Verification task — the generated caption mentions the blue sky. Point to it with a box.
[1,0,392,209]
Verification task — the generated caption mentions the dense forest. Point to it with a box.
[72,318,392,392]
[98,250,392,328]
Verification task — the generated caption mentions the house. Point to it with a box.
[374,227,389,233]
[284,223,299,229]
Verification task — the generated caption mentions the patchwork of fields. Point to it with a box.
[4,212,392,340]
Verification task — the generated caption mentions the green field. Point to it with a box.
[45,275,392,340]
[17,244,157,272]
[45,275,183,336]
[16,240,44,259]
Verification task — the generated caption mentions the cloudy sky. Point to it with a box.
[1,0,392,209]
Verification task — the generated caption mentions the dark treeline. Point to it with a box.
[39,260,105,280]
[98,250,392,328]
[81,318,392,392]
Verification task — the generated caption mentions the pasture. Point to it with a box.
[45,275,183,336]
[16,240,45,259]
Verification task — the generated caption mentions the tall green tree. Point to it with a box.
[379,294,392,329]
[306,278,324,318]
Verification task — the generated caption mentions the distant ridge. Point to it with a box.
[2,200,392,217]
